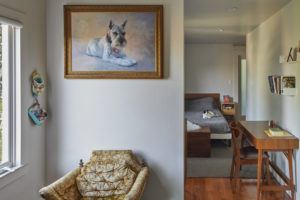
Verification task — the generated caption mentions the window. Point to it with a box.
[0,17,22,173]
[241,59,247,116]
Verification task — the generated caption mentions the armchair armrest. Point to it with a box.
[39,168,82,200]
[124,167,149,200]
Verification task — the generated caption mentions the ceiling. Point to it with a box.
[185,0,291,44]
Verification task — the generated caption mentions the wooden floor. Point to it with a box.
[185,178,291,200]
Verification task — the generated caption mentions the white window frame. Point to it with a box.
[0,16,22,173]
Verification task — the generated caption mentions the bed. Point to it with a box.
[185,93,232,142]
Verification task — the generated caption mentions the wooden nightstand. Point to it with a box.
[221,102,236,123]
[187,126,211,157]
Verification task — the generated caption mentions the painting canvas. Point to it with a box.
[64,5,163,79]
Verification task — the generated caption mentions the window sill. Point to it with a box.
[0,164,27,190]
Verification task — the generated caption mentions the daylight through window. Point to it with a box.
[0,19,21,171]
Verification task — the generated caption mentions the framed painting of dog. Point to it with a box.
[64,5,163,79]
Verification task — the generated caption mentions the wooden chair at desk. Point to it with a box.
[230,121,251,171]
[229,125,271,192]
[231,121,246,149]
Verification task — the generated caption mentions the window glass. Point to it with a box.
[0,24,2,164]
[0,16,22,171]
[0,24,9,165]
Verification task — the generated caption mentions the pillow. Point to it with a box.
[187,120,201,131]
[76,159,136,198]
[185,97,218,111]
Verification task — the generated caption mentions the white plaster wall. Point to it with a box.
[0,0,46,200]
[185,43,245,102]
[46,0,184,200]
[246,0,300,198]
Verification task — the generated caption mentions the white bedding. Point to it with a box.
[187,120,201,131]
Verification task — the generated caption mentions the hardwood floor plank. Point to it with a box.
[185,178,290,200]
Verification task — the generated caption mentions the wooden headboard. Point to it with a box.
[185,93,221,108]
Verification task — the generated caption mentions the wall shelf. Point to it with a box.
[268,75,296,96]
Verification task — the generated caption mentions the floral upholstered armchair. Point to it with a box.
[39,150,149,200]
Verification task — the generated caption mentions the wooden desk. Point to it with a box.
[238,121,299,200]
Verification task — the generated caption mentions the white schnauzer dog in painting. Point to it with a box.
[86,20,137,67]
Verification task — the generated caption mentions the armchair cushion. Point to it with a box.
[76,150,141,198]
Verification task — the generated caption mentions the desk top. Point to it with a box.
[238,121,299,150]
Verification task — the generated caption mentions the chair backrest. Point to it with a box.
[230,126,241,158]
[90,150,142,172]
[230,121,237,129]
[229,121,241,144]
[77,150,141,198]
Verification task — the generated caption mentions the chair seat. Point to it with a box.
[240,146,268,159]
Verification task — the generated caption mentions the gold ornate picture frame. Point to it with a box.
[64,5,163,79]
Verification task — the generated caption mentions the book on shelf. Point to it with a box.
[268,76,274,93]
[277,76,281,94]
[272,76,278,94]
[267,75,296,95]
